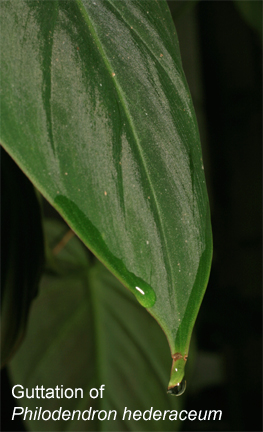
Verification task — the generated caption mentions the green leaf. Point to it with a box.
[1,0,212,389]
[1,148,44,366]
[9,219,183,431]
[234,0,262,40]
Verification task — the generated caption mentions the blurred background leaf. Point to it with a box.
[9,219,183,432]
[234,0,262,40]
[1,148,44,367]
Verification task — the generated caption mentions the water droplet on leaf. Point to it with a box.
[167,379,186,396]
[133,281,156,308]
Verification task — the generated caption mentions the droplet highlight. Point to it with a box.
[135,286,145,295]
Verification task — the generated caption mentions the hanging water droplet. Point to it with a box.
[167,379,186,396]
[133,281,156,308]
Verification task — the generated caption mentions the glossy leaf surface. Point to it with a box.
[1,148,44,366]
[1,0,212,384]
[9,219,182,431]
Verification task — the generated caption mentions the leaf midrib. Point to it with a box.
[76,0,175,300]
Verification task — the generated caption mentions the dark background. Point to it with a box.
[171,1,262,431]
[1,1,262,431]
